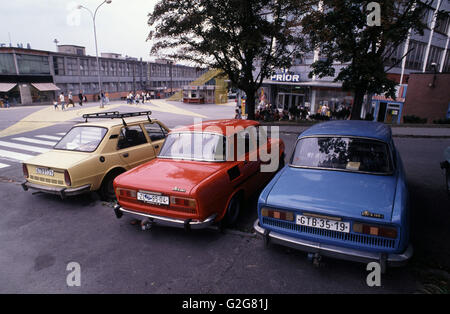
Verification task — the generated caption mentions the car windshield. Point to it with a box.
[290,136,393,174]
[54,126,107,152]
[159,132,225,161]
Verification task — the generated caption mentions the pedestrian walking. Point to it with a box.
[4,95,9,108]
[53,98,58,110]
[68,91,75,107]
[135,93,140,104]
[141,91,145,104]
[78,91,83,106]
[100,91,105,108]
[59,92,65,110]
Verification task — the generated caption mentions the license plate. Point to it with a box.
[137,192,169,205]
[36,168,54,177]
[296,215,350,233]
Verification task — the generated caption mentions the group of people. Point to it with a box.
[126,91,151,104]
[54,91,87,110]
[0,95,10,108]
[236,102,353,122]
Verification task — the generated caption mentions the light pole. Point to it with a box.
[78,0,112,108]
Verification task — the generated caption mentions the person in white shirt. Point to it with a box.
[59,92,65,110]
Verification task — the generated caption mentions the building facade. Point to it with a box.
[255,0,450,122]
[0,45,207,106]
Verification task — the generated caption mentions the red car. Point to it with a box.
[113,119,285,230]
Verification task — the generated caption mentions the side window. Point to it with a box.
[236,131,256,156]
[144,123,168,142]
[117,125,148,150]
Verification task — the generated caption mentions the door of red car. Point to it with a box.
[230,131,260,192]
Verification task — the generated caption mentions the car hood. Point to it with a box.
[25,150,91,170]
[266,167,398,222]
[114,158,224,195]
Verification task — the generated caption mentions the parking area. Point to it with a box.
[0,129,448,293]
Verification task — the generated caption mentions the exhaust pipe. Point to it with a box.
[141,219,153,231]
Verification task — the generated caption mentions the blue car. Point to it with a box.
[254,120,413,271]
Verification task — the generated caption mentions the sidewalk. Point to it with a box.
[267,124,450,138]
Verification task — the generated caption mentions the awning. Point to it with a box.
[31,83,60,92]
[0,83,17,92]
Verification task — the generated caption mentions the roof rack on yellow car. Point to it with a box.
[82,111,153,126]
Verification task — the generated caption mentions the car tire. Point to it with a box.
[99,170,123,201]
[222,194,241,227]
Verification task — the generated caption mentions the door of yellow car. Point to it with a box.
[117,125,156,169]
[142,121,169,156]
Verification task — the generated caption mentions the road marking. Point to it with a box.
[0,140,50,153]
[36,135,62,141]
[0,149,34,162]
[0,163,9,169]
[13,137,57,146]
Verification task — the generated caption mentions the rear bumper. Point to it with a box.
[254,219,413,267]
[114,205,217,230]
[21,181,91,199]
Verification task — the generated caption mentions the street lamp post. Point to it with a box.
[78,0,112,108]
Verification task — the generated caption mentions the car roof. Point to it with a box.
[73,117,159,129]
[299,120,392,142]
[171,119,260,136]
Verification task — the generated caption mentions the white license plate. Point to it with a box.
[296,215,350,233]
[36,168,54,177]
[137,192,169,205]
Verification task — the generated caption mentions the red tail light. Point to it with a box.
[64,170,71,186]
[116,188,137,200]
[261,208,294,222]
[22,164,29,178]
[353,223,397,239]
[170,196,196,209]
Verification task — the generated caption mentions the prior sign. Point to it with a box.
[270,72,300,82]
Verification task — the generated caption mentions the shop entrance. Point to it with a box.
[276,93,304,110]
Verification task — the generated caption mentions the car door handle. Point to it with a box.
[154,145,159,149]
[123,153,129,158]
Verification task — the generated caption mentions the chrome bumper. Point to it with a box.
[21,181,91,200]
[254,219,413,267]
[114,205,217,230]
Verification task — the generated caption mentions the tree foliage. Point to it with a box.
[148,0,311,120]
[301,0,432,119]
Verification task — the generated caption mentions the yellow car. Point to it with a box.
[21,111,169,200]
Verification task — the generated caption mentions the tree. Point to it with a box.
[301,0,432,120]
[148,0,310,120]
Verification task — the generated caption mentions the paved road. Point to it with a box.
[0,102,449,293]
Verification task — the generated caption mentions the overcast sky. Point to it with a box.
[0,0,162,61]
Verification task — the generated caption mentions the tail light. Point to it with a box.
[170,196,196,209]
[353,223,397,239]
[116,188,137,200]
[22,164,29,178]
[261,208,294,222]
[64,170,71,186]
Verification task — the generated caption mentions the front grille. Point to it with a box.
[262,217,396,249]
[30,175,64,186]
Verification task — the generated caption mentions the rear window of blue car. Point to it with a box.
[290,137,393,174]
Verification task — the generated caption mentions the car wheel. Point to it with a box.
[222,194,241,227]
[100,171,122,201]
